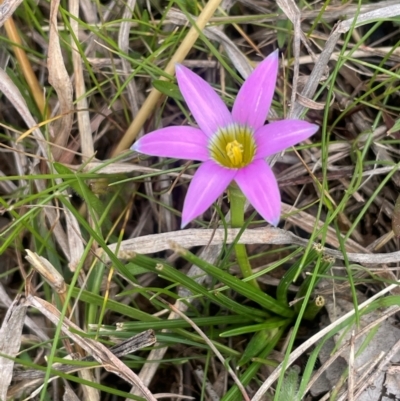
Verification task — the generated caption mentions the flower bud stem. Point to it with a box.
[229,185,260,289]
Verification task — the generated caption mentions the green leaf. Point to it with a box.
[70,287,157,322]
[222,324,288,401]
[278,368,299,400]
[120,314,254,332]
[132,253,269,318]
[238,329,275,367]
[277,18,292,48]
[220,317,290,337]
[175,247,294,318]
[152,80,183,101]
[53,162,111,230]
[276,248,320,306]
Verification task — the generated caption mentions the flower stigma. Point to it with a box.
[209,124,256,169]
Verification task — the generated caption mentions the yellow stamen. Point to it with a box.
[226,140,244,167]
[208,124,256,168]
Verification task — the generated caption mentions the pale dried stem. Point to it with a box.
[99,222,400,264]
[112,0,224,155]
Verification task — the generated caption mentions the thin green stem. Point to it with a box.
[229,185,259,289]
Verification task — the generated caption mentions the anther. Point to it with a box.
[226,140,243,166]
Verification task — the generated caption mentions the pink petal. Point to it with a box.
[232,50,279,131]
[132,126,209,161]
[176,64,233,137]
[235,159,281,226]
[181,161,236,228]
[254,120,319,159]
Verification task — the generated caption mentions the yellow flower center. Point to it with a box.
[209,124,256,168]
[226,140,243,166]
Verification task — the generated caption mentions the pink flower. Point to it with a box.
[132,50,319,228]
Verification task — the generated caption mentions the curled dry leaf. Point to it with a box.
[0,0,24,27]
[69,0,93,161]
[48,0,73,161]
[0,295,27,400]
[0,68,48,157]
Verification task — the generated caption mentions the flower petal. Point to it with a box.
[232,49,279,131]
[254,120,319,159]
[132,126,209,161]
[181,161,236,228]
[176,64,233,137]
[235,159,281,226]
